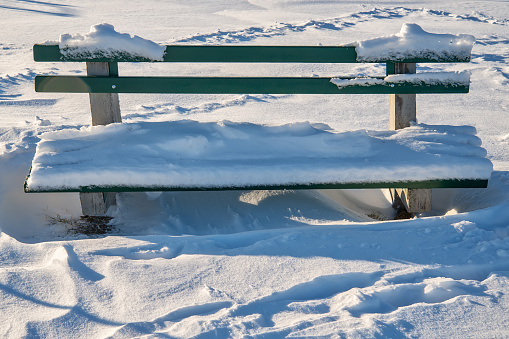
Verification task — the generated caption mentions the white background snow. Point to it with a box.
[1,0,509,338]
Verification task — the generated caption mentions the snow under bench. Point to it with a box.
[26,24,493,216]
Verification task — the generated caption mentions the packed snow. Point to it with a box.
[384,71,471,85]
[1,1,509,338]
[349,23,476,62]
[331,71,471,88]
[26,121,491,191]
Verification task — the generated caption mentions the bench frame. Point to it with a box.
[28,44,485,216]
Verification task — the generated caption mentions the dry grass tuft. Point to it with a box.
[46,214,114,235]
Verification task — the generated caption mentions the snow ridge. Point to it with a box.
[174,7,506,44]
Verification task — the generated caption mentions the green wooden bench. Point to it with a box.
[26,42,488,217]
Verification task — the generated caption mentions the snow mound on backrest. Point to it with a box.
[349,23,475,62]
[57,23,165,61]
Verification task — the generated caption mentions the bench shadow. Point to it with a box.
[1,0,76,17]
[89,171,509,270]
[15,0,74,7]
[112,188,369,236]
[0,282,123,327]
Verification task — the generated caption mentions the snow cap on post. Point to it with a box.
[350,23,475,62]
[58,23,166,61]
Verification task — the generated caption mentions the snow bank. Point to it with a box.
[25,121,492,191]
[349,23,475,62]
[331,71,470,88]
[53,23,165,61]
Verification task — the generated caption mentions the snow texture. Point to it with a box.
[25,121,492,191]
[385,71,471,85]
[55,23,165,61]
[331,77,385,87]
[350,23,475,62]
[1,1,509,338]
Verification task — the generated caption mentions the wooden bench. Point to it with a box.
[25,40,490,217]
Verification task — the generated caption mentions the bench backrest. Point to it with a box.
[33,44,471,95]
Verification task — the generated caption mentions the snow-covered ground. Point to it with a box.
[1,0,509,337]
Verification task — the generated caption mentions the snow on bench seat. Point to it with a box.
[24,120,493,192]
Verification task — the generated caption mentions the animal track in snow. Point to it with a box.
[126,94,279,120]
[93,242,185,260]
[0,69,37,95]
[173,7,507,45]
[220,272,383,328]
[335,277,487,317]
[0,69,58,107]
[110,301,233,337]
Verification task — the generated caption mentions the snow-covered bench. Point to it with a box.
[25,24,492,217]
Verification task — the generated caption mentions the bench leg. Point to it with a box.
[80,192,116,216]
[78,62,122,216]
[391,188,432,215]
[388,62,432,215]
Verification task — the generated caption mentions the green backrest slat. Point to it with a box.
[33,44,471,63]
[33,45,64,62]
[164,46,359,63]
[34,76,469,95]
[33,44,358,63]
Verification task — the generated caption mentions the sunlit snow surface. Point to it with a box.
[1,1,509,338]
[26,121,492,191]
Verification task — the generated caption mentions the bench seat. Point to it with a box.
[24,120,492,193]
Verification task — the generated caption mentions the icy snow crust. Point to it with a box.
[26,121,492,191]
[331,71,471,88]
[55,23,166,61]
[350,23,475,62]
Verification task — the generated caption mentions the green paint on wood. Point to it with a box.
[24,178,489,193]
[386,62,396,75]
[33,44,471,63]
[108,62,119,77]
[35,76,469,94]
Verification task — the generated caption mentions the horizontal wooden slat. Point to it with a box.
[24,178,489,193]
[34,76,469,94]
[164,46,359,63]
[33,44,471,63]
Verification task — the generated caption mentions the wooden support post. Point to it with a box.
[388,62,432,214]
[86,62,122,125]
[392,188,432,215]
[389,63,416,130]
[79,62,121,216]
